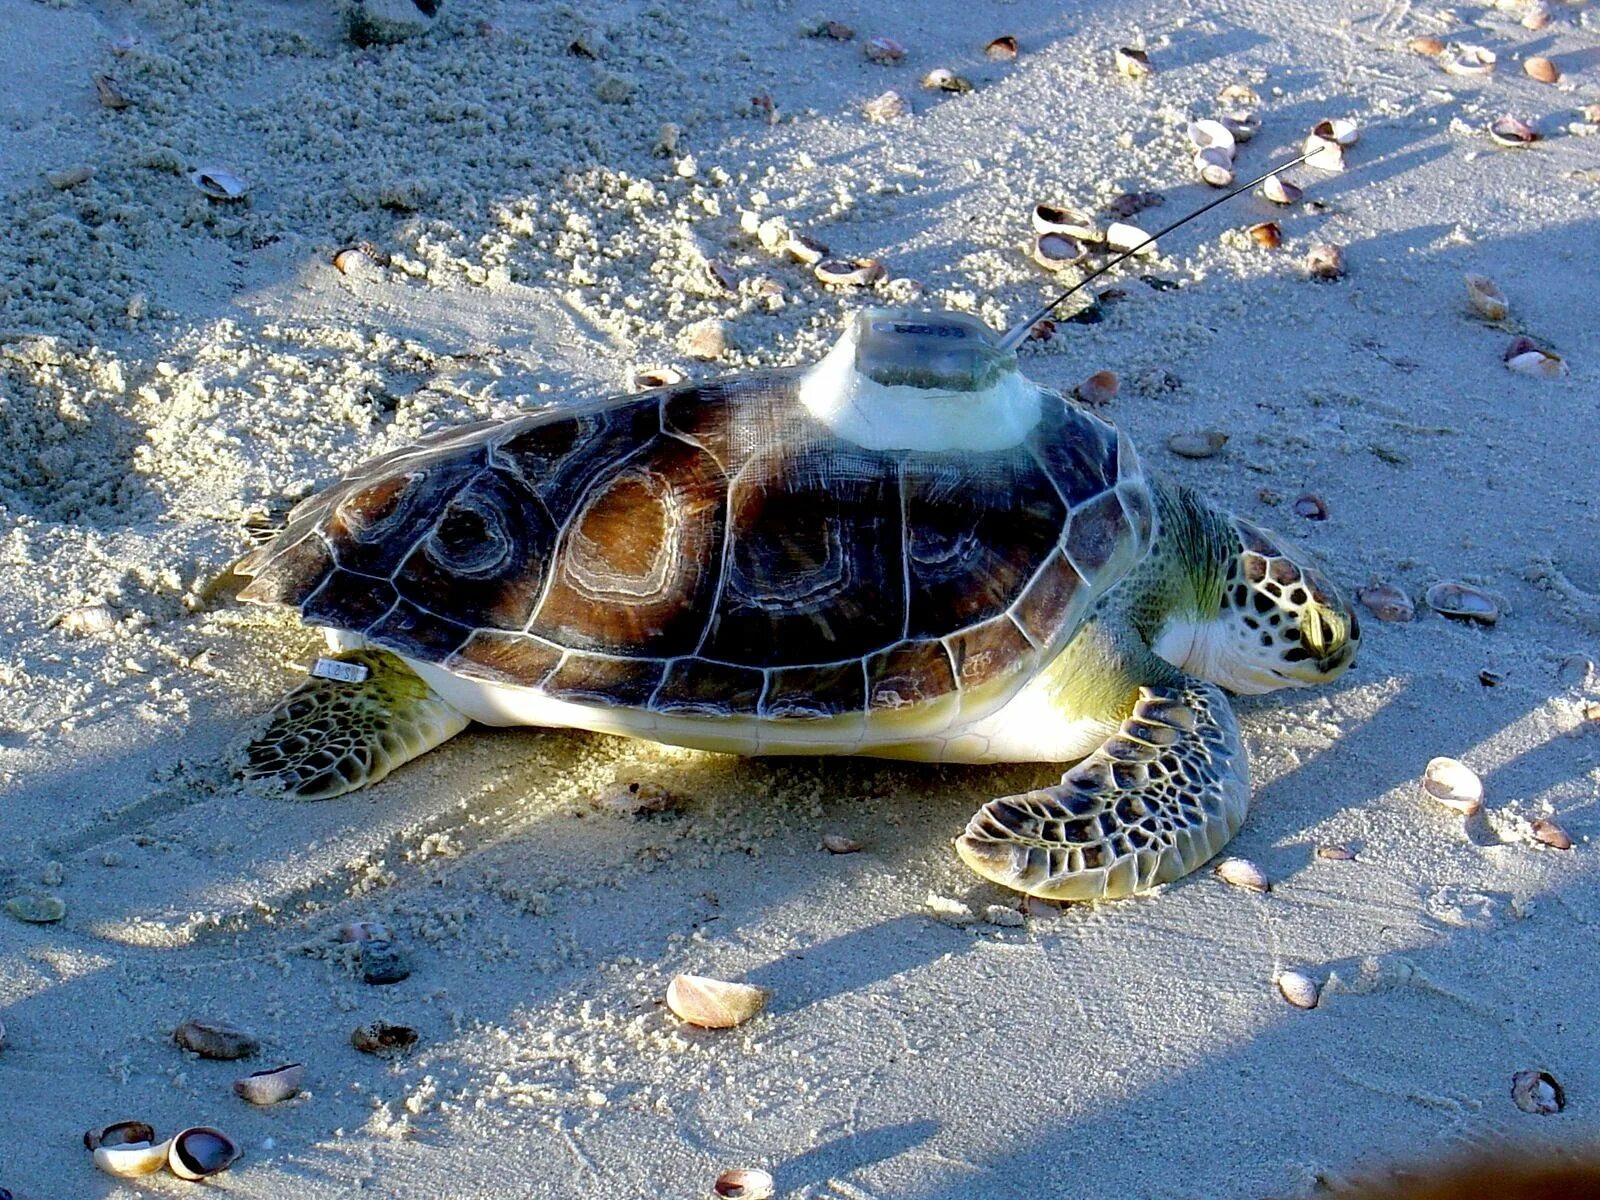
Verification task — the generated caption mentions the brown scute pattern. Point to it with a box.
[707,446,904,668]
[393,468,556,631]
[944,615,1035,691]
[235,531,334,605]
[866,639,957,711]
[1011,550,1086,647]
[324,451,486,577]
[903,455,1066,636]
[491,398,660,516]
[365,599,473,660]
[762,660,865,719]
[532,436,725,656]
[1027,398,1120,507]
[653,658,764,716]
[445,629,563,686]
[543,654,666,707]
[1064,490,1132,577]
[301,570,399,632]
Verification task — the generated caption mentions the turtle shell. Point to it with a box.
[236,371,1151,726]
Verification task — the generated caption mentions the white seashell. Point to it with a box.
[1194,148,1235,188]
[862,90,908,123]
[822,834,863,854]
[1422,756,1484,815]
[1311,118,1359,147]
[167,1127,241,1180]
[921,68,972,93]
[629,365,685,391]
[53,602,117,635]
[1464,274,1508,321]
[1358,583,1414,623]
[1104,221,1155,255]
[1278,970,1320,1009]
[1217,83,1260,106]
[1305,243,1345,280]
[1187,119,1236,155]
[1214,857,1271,893]
[666,974,770,1029]
[814,258,886,287]
[93,1137,172,1178]
[174,1017,259,1060]
[1167,430,1228,459]
[1221,110,1260,143]
[1426,581,1499,624]
[1114,46,1152,78]
[1511,1069,1564,1114]
[1031,203,1101,242]
[189,166,249,200]
[713,1167,776,1199]
[1302,135,1344,172]
[1442,45,1496,76]
[1505,349,1567,378]
[783,233,830,264]
[233,1062,305,1105]
[1316,844,1357,861]
[1031,233,1088,270]
[1261,174,1302,205]
[1488,115,1540,147]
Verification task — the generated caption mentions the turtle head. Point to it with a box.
[1153,507,1359,695]
[797,310,1040,451]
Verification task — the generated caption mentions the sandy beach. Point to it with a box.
[2,0,1598,1196]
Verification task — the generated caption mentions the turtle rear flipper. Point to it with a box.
[955,682,1248,901]
[236,649,470,800]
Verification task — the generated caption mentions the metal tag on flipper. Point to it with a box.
[311,657,370,684]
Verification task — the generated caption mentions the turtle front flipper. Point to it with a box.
[235,649,470,800]
[955,682,1248,900]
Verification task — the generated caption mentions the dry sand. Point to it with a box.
[2,0,1599,1196]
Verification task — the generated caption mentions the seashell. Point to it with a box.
[822,834,863,854]
[629,365,685,391]
[337,919,393,943]
[984,35,1019,61]
[1510,1070,1564,1115]
[1522,2,1551,28]
[1248,221,1282,249]
[1032,203,1101,241]
[1194,148,1235,188]
[1464,274,1508,321]
[666,974,770,1029]
[53,602,117,635]
[92,1133,172,1178]
[593,779,677,816]
[189,166,249,201]
[1530,818,1573,851]
[94,73,132,109]
[1221,110,1260,143]
[1167,430,1228,459]
[360,938,411,985]
[5,894,65,924]
[1504,347,1567,378]
[814,258,886,287]
[233,1062,304,1105]
[1488,115,1539,147]
[783,233,829,264]
[1317,844,1357,861]
[352,1021,421,1056]
[333,247,377,276]
[804,19,853,40]
[921,68,972,93]
[1478,668,1504,687]
[1422,756,1484,815]
[864,36,906,64]
[1187,119,1236,155]
[85,1121,158,1152]
[1358,583,1414,622]
[1031,233,1088,270]
[1261,174,1302,205]
[1218,83,1260,106]
[1278,970,1320,1009]
[1441,45,1496,76]
[1407,35,1445,56]
[1074,370,1119,407]
[1114,47,1153,78]
[862,90,908,122]
[713,1167,776,1199]
[680,318,730,360]
[1523,55,1559,84]
[1426,581,1499,624]
[1305,243,1345,280]
[175,1018,259,1060]
[705,260,738,292]
[167,1127,241,1180]
[1026,318,1057,342]
[1214,857,1271,893]
[1312,118,1359,147]
[1104,221,1155,255]
[1302,134,1345,172]
[1293,493,1328,521]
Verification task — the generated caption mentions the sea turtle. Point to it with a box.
[232,308,1357,901]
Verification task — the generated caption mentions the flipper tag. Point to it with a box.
[311,657,371,684]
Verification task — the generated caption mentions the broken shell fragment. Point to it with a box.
[864,36,906,64]
[1312,118,1360,147]
[1504,347,1567,378]
[1511,1070,1564,1115]
[93,73,132,109]
[1316,844,1357,861]
[1261,174,1303,205]
[1426,581,1499,624]
[1442,45,1496,76]
[861,90,908,122]
[167,1127,241,1181]
[713,1167,776,1199]
[1524,56,1559,84]
[1105,221,1155,254]
[1278,970,1320,1009]
[1221,111,1260,143]
[1464,274,1508,321]
[1031,233,1089,270]
[1358,583,1414,623]
[1114,47,1153,78]
[665,974,770,1029]
[5,894,65,924]
[1248,221,1282,249]
[822,834,863,854]
[814,258,886,287]
[1074,370,1119,407]
[1302,134,1345,172]
[804,19,853,40]
[233,1062,305,1105]
[1031,203,1101,241]
[1187,119,1236,155]
[1522,2,1552,29]
[1194,148,1235,188]
[189,166,249,200]
[1531,819,1573,850]
[921,68,972,93]
[175,1018,259,1060]
[783,233,830,264]
[333,247,377,276]
[352,1021,420,1056]
[1422,756,1484,815]
[1215,857,1271,893]
[53,602,117,635]
[1293,493,1329,521]
[984,35,1019,61]
[360,938,411,985]
[1167,430,1228,459]
[629,365,685,391]
[91,1129,171,1179]
[1218,83,1260,106]
[1488,115,1540,147]
[1407,35,1445,57]
[1305,243,1345,280]
[336,919,394,943]
[593,779,677,816]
